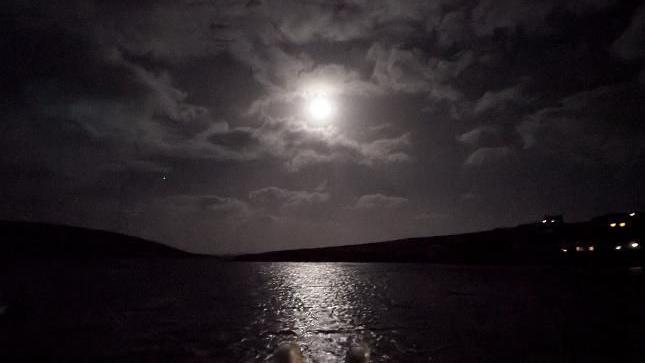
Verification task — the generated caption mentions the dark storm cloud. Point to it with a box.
[2,0,645,253]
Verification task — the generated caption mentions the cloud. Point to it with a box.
[367,43,434,94]
[353,194,409,209]
[19,43,259,168]
[249,186,330,208]
[434,10,470,48]
[565,0,617,13]
[299,64,384,96]
[360,133,412,164]
[63,94,257,164]
[366,43,471,108]
[110,51,210,124]
[260,1,373,44]
[612,4,645,61]
[101,160,171,174]
[464,146,513,166]
[516,117,541,149]
[366,44,471,96]
[471,0,555,37]
[250,117,411,171]
[473,85,529,115]
[457,125,501,146]
[415,211,450,222]
[93,1,243,62]
[246,62,384,117]
[165,194,251,217]
[471,0,617,38]
[517,83,645,164]
[67,102,413,172]
[8,0,475,179]
[231,42,314,93]
[259,0,443,44]
[18,38,411,173]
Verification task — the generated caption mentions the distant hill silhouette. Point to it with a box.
[237,217,644,264]
[1,221,194,259]
[237,227,560,264]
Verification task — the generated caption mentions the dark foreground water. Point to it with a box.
[1,260,644,362]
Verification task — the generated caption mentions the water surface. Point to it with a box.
[1,261,643,362]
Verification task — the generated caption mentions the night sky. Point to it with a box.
[2,0,644,254]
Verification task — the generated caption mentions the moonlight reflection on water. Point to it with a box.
[260,263,372,361]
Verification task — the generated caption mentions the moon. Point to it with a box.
[307,95,335,125]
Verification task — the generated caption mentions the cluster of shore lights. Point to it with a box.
[562,241,640,253]
[615,241,640,250]
[566,245,595,253]
[573,245,595,252]
[610,212,638,227]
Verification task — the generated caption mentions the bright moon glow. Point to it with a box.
[307,96,334,125]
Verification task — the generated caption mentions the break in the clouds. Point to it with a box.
[2,0,644,253]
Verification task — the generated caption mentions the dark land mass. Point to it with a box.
[237,215,644,264]
[0,220,195,259]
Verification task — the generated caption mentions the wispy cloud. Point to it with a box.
[352,194,409,210]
